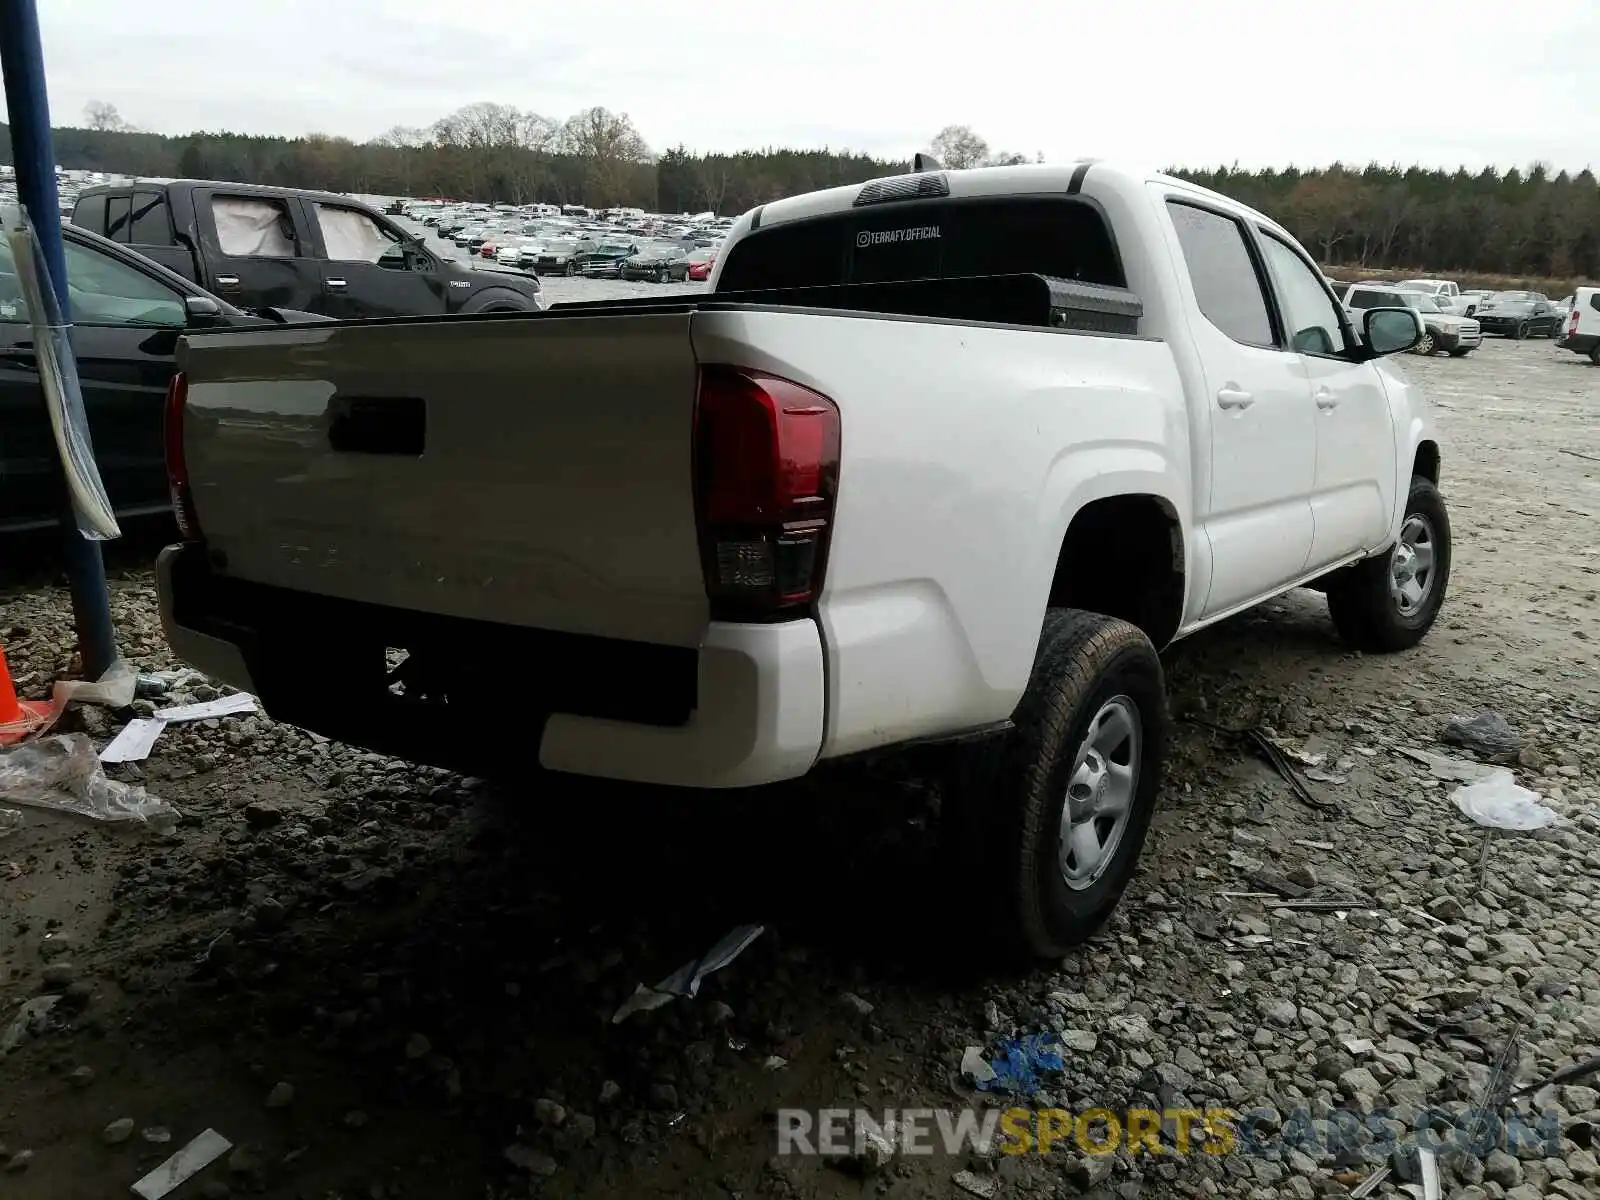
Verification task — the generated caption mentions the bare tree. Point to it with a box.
[928,125,989,169]
[83,100,126,132]
[375,125,430,149]
[560,108,653,205]
[985,150,1030,167]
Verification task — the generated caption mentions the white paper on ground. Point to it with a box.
[99,718,166,764]
[130,1127,233,1200]
[97,694,259,764]
[157,694,258,723]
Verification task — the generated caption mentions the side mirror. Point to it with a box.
[1363,307,1422,356]
[184,295,226,327]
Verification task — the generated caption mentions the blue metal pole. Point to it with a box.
[1,0,119,678]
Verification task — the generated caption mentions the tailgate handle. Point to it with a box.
[328,394,426,456]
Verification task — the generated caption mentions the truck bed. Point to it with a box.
[169,278,1179,780]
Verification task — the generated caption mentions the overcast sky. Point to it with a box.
[13,0,1599,173]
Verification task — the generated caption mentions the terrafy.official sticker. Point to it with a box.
[856,225,941,248]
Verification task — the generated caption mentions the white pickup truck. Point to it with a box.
[156,161,1449,958]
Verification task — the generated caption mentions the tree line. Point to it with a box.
[3,107,1596,281]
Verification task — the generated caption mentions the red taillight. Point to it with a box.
[693,366,840,619]
[164,372,201,541]
[1569,310,1580,337]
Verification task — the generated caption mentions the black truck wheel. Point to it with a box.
[1326,475,1451,653]
[944,610,1166,960]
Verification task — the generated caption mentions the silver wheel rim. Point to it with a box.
[1417,333,1433,354]
[1389,513,1439,617]
[1058,696,1141,891]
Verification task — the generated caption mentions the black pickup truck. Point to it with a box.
[71,181,543,318]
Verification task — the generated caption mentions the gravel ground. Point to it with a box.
[1,335,1597,1200]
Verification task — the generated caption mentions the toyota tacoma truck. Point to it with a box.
[155,161,1449,959]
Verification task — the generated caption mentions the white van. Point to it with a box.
[1557,286,1600,364]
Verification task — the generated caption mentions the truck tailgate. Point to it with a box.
[178,313,708,648]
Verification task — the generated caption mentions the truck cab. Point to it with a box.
[72,182,543,319]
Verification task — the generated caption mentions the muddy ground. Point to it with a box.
[1,336,1597,1200]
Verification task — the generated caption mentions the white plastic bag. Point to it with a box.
[1451,768,1562,831]
[3,204,120,540]
[0,734,178,832]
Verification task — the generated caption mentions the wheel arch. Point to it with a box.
[1046,491,1187,649]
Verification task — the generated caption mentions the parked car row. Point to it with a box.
[406,199,729,283]
[1329,275,1585,356]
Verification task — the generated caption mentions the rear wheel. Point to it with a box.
[943,610,1166,959]
[1326,475,1451,652]
[1590,345,1600,366]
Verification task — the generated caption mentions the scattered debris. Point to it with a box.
[130,1129,233,1200]
[611,924,764,1023]
[100,693,259,764]
[973,1034,1065,1097]
[0,734,179,830]
[1452,769,1563,830]
[952,1168,999,1198]
[1441,711,1523,760]
[0,807,19,837]
[1,995,61,1055]
[960,1046,996,1085]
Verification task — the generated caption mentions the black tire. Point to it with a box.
[1590,345,1600,366]
[944,610,1166,960]
[1513,321,1529,340]
[1326,475,1451,653]
[655,268,669,284]
[1548,322,1561,339]
[458,288,533,315]
[1448,347,1472,357]
[564,261,577,277]
[1413,330,1436,355]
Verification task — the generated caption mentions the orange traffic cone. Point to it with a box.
[0,644,53,745]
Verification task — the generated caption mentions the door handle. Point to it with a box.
[1315,388,1340,410]
[325,278,347,290]
[215,274,240,288]
[1216,386,1255,410]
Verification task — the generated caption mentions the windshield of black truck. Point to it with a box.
[716,195,1125,292]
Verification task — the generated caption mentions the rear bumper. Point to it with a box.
[156,545,826,789]
[1558,333,1598,355]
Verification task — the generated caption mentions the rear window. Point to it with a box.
[1348,289,1397,308]
[717,196,1124,293]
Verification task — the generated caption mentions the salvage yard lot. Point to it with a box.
[0,337,1597,1200]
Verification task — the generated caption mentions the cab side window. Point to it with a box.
[1258,233,1349,356]
[1166,201,1274,348]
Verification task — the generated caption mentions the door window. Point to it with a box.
[0,236,185,326]
[314,204,400,263]
[211,196,298,257]
[63,240,185,326]
[129,192,175,246]
[1166,201,1274,348]
[1258,233,1348,356]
